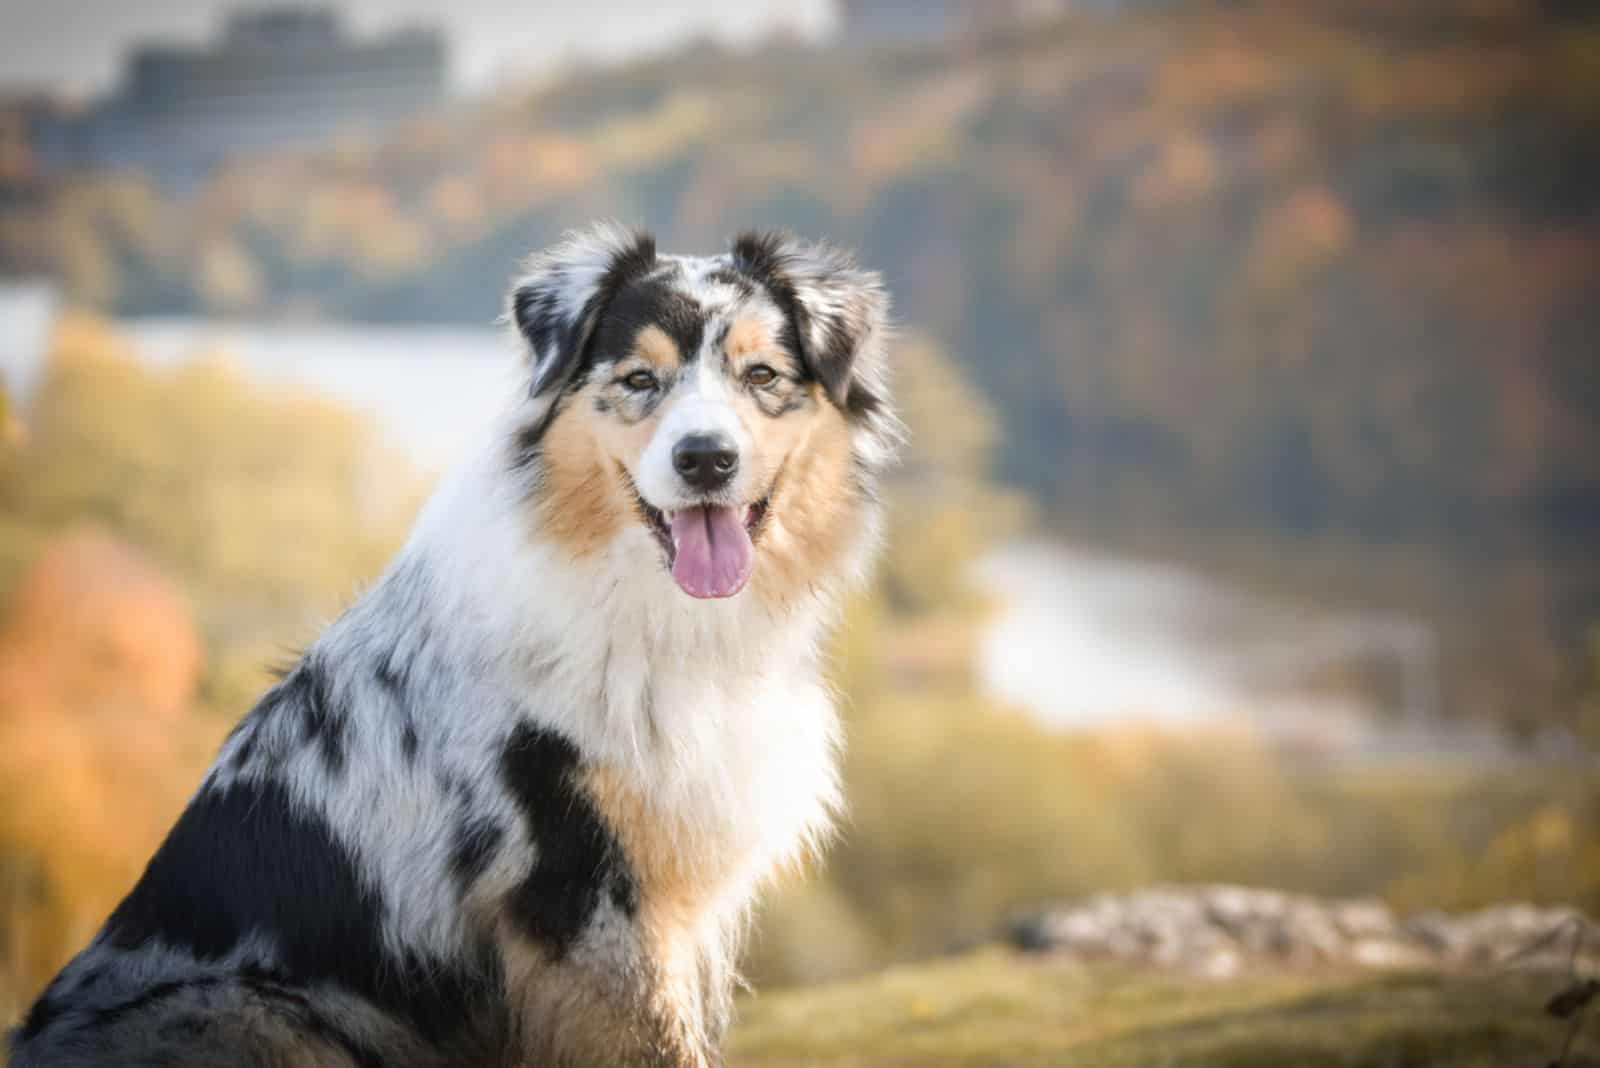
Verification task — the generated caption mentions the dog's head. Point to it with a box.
[508,225,899,604]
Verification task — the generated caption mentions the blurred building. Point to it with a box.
[31,7,446,192]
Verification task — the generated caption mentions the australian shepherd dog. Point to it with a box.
[10,226,900,1067]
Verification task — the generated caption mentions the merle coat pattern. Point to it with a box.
[9,226,899,1068]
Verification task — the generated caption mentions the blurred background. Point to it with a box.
[1,0,1598,1044]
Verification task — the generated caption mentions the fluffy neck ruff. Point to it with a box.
[367,405,880,893]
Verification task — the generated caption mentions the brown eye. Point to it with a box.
[744,364,778,388]
[623,369,658,392]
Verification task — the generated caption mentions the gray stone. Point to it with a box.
[1008,886,1596,976]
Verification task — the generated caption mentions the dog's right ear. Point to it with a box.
[508,224,657,397]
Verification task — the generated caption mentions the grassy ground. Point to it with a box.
[730,946,1599,1067]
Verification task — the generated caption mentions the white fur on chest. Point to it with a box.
[533,535,841,904]
[415,434,843,906]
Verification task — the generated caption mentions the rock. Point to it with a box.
[1332,899,1396,940]
[1196,945,1245,980]
[1009,886,1596,976]
[1350,938,1435,970]
[1454,905,1588,968]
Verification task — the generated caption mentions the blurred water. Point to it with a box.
[974,540,1455,758]
[0,282,58,401]
[124,318,522,469]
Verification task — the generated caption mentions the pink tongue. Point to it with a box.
[669,506,754,599]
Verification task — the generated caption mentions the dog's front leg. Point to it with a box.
[507,943,716,1068]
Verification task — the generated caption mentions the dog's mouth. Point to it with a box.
[633,486,771,600]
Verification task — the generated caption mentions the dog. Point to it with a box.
[9,225,899,1067]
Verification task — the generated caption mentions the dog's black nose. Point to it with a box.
[673,433,739,492]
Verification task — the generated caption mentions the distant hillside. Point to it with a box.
[3,2,1598,726]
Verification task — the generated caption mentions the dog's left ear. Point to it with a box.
[730,231,888,411]
[509,223,657,397]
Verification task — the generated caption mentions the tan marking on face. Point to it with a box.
[723,315,772,364]
[633,324,683,371]
[748,394,862,611]
[536,400,629,557]
[536,369,670,556]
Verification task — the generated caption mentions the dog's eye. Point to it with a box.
[623,370,659,392]
[744,364,778,388]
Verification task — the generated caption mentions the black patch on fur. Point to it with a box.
[509,407,555,473]
[374,647,407,697]
[384,950,501,1052]
[609,872,640,915]
[508,231,658,472]
[514,231,657,402]
[440,771,471,806]
[15,978,66,1042]
[731,230,882,417]
[88,977,201,1031]
[730,231,812,380]
[843,378,886,419]
[499,723,637,957]
[100,777,486,1048]
[369,626,425,767]
[281,658,345,774]
[811,305,864,408]
[590,277,706,367]
[103,778,379,967]
[157,1012,209,1041]
[15,971,384,1068]
[230,728,258,771]
[450,817,505,895]
[706,266,756,299]
[371,638,424,765]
